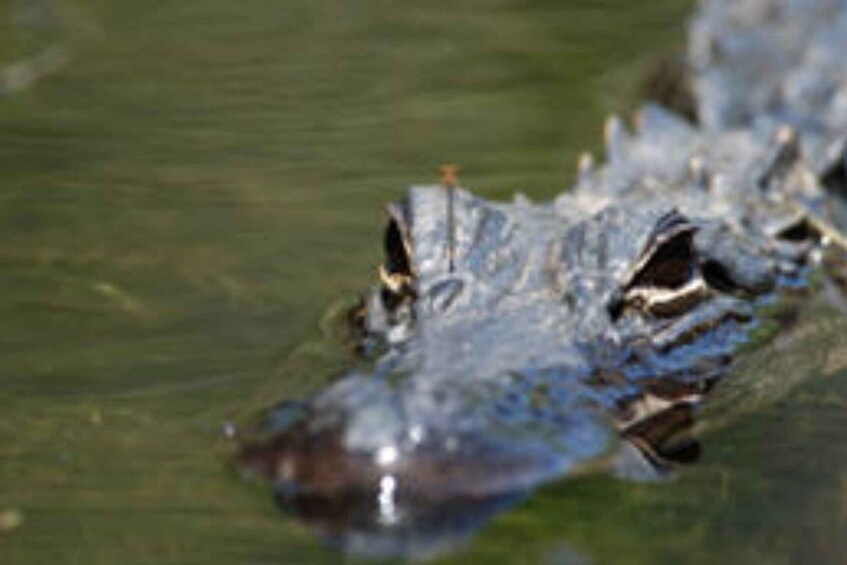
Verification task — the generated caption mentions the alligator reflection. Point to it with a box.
[275,481,521,559]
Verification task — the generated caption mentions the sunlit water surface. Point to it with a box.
[3,1,847,563]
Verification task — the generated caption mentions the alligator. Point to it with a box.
[238,0,847,557]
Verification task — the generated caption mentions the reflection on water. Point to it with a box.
[4,0,847,563]
[274,487,523,560]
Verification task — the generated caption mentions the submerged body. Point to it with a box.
[241,0,847,556]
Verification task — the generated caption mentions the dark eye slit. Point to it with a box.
[629,231,696,290]
[384,218,412,276]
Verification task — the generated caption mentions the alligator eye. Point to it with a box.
[611,212,705,318]
[384,217,411,277]
[379,207,415,310]
[627,227,696,290]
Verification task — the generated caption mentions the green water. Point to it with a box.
[3,0,847,563]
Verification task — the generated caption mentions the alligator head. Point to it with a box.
[237,0,847,557]
[239,112,844,557]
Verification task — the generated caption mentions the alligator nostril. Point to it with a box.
[429,278,464,314]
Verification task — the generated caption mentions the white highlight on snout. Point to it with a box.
[375,445,399,466]
[377,474,399,525]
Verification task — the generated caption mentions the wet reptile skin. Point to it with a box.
[239,0,847,557]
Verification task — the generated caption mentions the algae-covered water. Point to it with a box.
[4,1,847,563]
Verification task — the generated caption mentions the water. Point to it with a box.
[3,0,847,563]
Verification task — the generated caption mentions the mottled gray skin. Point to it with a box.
[242,0,847,556]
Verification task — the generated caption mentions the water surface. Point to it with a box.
[4,1,847,563]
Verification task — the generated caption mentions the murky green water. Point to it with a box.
[3,1,847,563]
